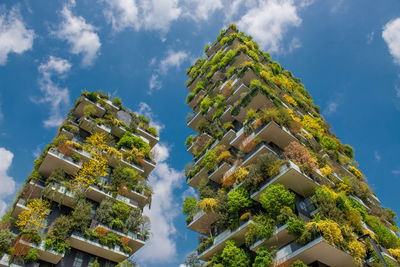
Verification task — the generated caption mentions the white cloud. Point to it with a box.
[0,147,16,216]
[55,5,101,66]
[392,169,400,175]
[182,0,223,21]
[382,18,400,65]
[325,101,338,115]
[136,102,165,133]
[102,0,181,34]
[236,0,306,53]
[33,56,71,127]
[0,6,34,65]
[135,143,185,263]
[374,151,381,162]
[367,31,374,45]
[148,50,189,94]
[159,50,189,74]
[103,0,140,32]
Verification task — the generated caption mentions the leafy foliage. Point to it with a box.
[260,184,295,219]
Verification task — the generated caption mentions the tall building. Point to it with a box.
[0,91,159,266]
[183,25,400,267]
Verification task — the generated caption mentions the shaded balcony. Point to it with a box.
[87,185,139,209]
[136,127,159,148]
[250,224,294,252]
[187,133,213,156]
[187,210,218,237]
[79,118,111,135]
[251,161,319,201]
[69,232,129,263]
[17,239,64,264]
[38,148,82,177]
[274,237,356,267]
[73,97,106,118]
[233,91,275,123]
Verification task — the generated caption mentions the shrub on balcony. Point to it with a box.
[47,215,72,242]
[347,239,366,265]
[228,187,252,214]
[0,229,14,253]
[199,198,217,213]
[113,202,131,221]
[291,260,309,267]
[200,98,212,113]
[116,132,151,159]
[111,218,125,230]
[112,97,122,107]
[344,144,354,159]
[260,184,295,219]
[84,104,97,117]
[197,236,214,254]
[126,208,143,233]
[198,179,215,199]
[182,197,198,216]
[71,152,81,163]
[246,109,259,122]
[110,167,139,194]
[284,141,318,174]
[260,107,292,129]
[320,135,339,152]
[96,198,114,225]
[221,240,250,267]
[287,216,306,237]
[365,215,400,249]
[24,247,40,263]
[245,216,274,247]
[71,201,92,233]
[185,135,195,147]
[253,246,273,267]
[85,92,98,102]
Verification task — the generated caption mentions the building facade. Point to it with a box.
[183,25,400,266]
[0,91,159,266]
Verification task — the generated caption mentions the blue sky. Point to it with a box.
[0,0,400,266]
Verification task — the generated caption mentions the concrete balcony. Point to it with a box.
[93,223,145,253]
[210,70,225,84]
[231,121,297,151]
[108,154,145,176]
[199,220,254,261]
[111,124,128,138]
[28,181,77,208]
[226,83,250,105]
[349,195,370,212]
[38,148,82,177]
[274,237,356,267]
[69,232,129,263]
[187,75,202,92]
[230,53,252,69]
[24,180,45,199]
[219,106,233,124]
[136,127,159,148]
[240,68,264,87]
[187,166,207,189]
[251,161,319,201]
[17,239,64,264]
[188,89,206,110]
[11,199,29,219]
[142,158,156,177]
[104,99,120,113]
[80,117,111,135]
[233,91,275,123]
[73,97,106,118]
[187,209,218,236]
[87,185,139,209]
[125,189,148,209]
[209,161,231,184]
[0,254,23,267]
[241,141,280,168]
[250,224,294,252]
[187,133,213,156]
[187,110,202,131]
[58,128,74,140]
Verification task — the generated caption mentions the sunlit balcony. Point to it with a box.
[107,154,145,176]
[38,148,82,177]
[230,121,297,151]
[187,133,213,155]
[87,185,139,209]
[198,220,254,261]
[11,199,29,219]
[79,117,111,135]
[136,127,159,148]
[233,91,275,123]
[274,237,356,267]
[250,224,294,252]
[69,232,129,262]
[93,223,145,253]
[251,161,319,201]
[188,89,206,110]
[73,97,106,118]
[187,210,218,236]
[17,239,64,264]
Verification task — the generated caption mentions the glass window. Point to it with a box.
[72,252,84,267]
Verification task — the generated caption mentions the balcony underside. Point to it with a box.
[69,234,129,263]
[187,133,212,155]
[73,98,106,118]
[250,224,294,252]
[209,162,231,184]
[199,220,253,261]
[187,211,218,236]
[188,167,207,189]
[38,149,81,177]
[136,127,159,148]
[251,162,318,201]
[275,237,356,267]
[233,91,275,123]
